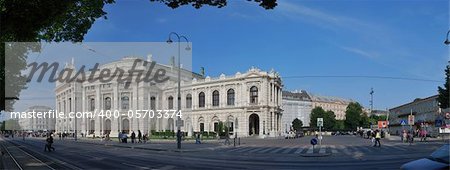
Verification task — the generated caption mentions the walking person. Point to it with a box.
[131,131,136,143]
[138,130,142,143]
[118,131,122,143]
[45,134,55,152]
[195,133,202,144]
[374,130,381,147]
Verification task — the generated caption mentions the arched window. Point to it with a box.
[104,97,111,110]
[250,86,258,104]
[121,96,129,110]
[212,90,219,106]
[168,96,174,109]
[186,94,192,108]
[89,98,95,111]
[227,89,235,106]
[150,96,156,110]
[198,92,205,108]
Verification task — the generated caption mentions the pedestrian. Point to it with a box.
[138,130,142,143]
[131,131,136,143]
[374,130,381,147]
[45,134,55,152]
[366,130,371,139]
[195,133,202,144]
[118,131,122,143]
[143,133,148,143]
[402,130,407,143]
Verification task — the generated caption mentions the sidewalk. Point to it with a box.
[385,135,446,142]
[55,137,232,152]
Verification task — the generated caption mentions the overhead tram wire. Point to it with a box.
[282,75,443,83]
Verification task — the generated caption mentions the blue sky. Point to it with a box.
[5,0,449,119]
[77,0,450,109]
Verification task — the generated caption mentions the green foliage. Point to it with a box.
[333,120,345,131]
[149,0,277,9]
[344,102,364,130]
[368,114,387,126]
[359,113,370,128]
[438,64,449,109]
[292,118,303,131]
[310,107,336,130]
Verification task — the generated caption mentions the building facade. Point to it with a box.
[389,95,440,136]
[18,105,55,132]
[281,90,312,131]
[55,57,283,138]
[309,94,352,120]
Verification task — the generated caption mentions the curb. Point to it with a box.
[300,153,332,157]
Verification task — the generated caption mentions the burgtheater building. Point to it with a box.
[55,56,283,138]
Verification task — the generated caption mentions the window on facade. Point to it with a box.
[250,86,258,104]
[104,97,111,110]
[214,122,219,132]
[89,98,95,111]
[69,98,72,112]
[186,94,192,108]
[199,92,205,108]
[229,122,234,132]
[212,90,219,106]
[227,89,235,106]
[200,123,204,132]
[150,96,156,110]
[121,96,129,110]
[168,96,174,109]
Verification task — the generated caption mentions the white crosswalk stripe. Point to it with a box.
[282,147,295,154]
[306,146,314,154]
[270,146,290,154]
[337,145,352,155]
[235,147,256,153]
[294,147,305,154]
[329,145,338,154]
[319,146,326,154]
[248,146,269,153]
[257,147,276,153]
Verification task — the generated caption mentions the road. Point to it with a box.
[0,135,445,169]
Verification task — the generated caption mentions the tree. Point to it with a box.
[0,0,277,111]
[333,120,345,131]
[438,64,449,109]
[310,107,336,131]
[292,118,303,131]
[344,102,363,131]
[359,112,370,128]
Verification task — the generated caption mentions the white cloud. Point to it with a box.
[340,46,378,59]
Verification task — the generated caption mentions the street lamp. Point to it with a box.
[167,32,190,149]
[444,30,450,110]
[445,30,450,45]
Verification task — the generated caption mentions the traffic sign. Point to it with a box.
[400,120,406,126]
[408,115,415,125]
[310,138,318,145]
[317,118,323,127]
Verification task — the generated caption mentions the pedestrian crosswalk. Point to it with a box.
[219,143,415,155]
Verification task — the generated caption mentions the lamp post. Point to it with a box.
[445,30,450,110]
[167,32,190,149]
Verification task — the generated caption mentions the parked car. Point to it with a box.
[4,134,9,138]
[400,144,449,170]
[296,132,304,138]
